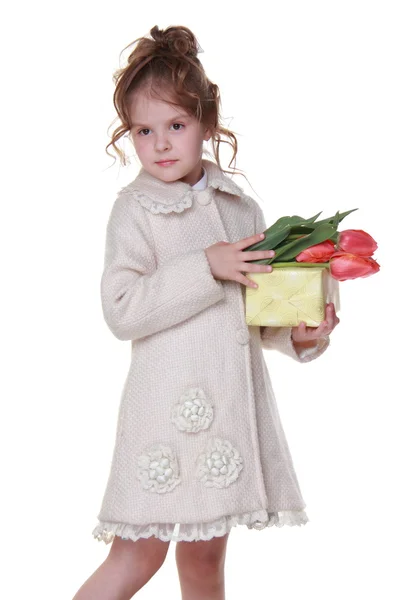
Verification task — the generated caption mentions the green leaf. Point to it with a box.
[246,212,322,252]
[286,225,316,235]
[332,211,340,229]
[264,212,322,238]
[245,208,356,255]
[261,225,292,249]
[303,211,323,224]
[267,224,337,263]
[315,208,358,227]
[330,231,339,244]
[245,224,291,252]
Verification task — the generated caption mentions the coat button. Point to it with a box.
[196,190,212,205]
[236,327,250,345]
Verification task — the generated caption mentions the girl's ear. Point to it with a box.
[203,125,213,142]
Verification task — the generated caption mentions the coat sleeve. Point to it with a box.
[100,193,225,341]
[251,197,330,363]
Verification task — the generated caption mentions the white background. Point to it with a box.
[2,1,399,598]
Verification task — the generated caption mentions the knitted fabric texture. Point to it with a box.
[92,159,329,544]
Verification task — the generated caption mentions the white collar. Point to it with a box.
[191,167,207,190]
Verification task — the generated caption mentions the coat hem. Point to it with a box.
[92,508,309,544]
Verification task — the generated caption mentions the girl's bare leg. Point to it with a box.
[175,533,230,600]
[72,535,170,600]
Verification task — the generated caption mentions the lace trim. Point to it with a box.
[92,509,309,544]
[132,190,194,214]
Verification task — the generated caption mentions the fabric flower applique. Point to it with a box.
[196,437,243,488]
[171,387,214,433]
[136,444,181,494]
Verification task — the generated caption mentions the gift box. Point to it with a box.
[245,267,340,327]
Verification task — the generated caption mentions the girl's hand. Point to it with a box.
[291,303,340,344]
[205,234,275,288]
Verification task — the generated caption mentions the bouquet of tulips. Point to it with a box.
[245,208,380,280]
[244,209,379,327]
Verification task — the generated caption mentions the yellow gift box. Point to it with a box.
[245,267,340,327]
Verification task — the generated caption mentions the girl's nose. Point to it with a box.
[155,136,172,152]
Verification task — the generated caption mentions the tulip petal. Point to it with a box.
[337,229,378,256]
[330,253,380,281]
[296,240,336,263]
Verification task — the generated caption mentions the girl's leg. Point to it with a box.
[72,535,170,600]
[175,532,230,600]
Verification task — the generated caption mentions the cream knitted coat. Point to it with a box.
[92,159,330,544]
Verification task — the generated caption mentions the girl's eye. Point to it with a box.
[137,124,184,136]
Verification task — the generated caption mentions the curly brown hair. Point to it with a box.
[105,25,245,179]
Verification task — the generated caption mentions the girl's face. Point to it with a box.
[129,90,212,185]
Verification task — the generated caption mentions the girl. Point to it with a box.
[73,24,339,600]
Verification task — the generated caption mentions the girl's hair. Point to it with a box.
[106,25,244,178]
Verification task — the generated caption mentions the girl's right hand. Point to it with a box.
[205,234,275,288]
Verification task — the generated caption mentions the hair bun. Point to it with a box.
[150,25,200,58]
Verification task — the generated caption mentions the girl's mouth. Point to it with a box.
[156,160,178,167]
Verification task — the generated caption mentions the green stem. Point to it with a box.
[272,262,330,268]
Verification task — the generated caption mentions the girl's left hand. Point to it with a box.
[291,302,340,343]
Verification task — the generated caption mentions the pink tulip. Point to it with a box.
[337,229,378,257]
[296,239,336,263]
[329,252,380,281]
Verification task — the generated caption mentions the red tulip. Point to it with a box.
[330,252,380,281]
[296,239,336,263]
[337,229,378,257]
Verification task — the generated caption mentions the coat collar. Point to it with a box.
[121,159,244,214]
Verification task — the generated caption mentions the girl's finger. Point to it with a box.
[240,249,276,260]
[236,233,265,250]
[327,303,338,321]
[314,320,329,337]
[296,321,307,338]
[236,272,261,288]
[239,261,273,274]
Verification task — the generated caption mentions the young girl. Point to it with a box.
[73,24,339,600]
